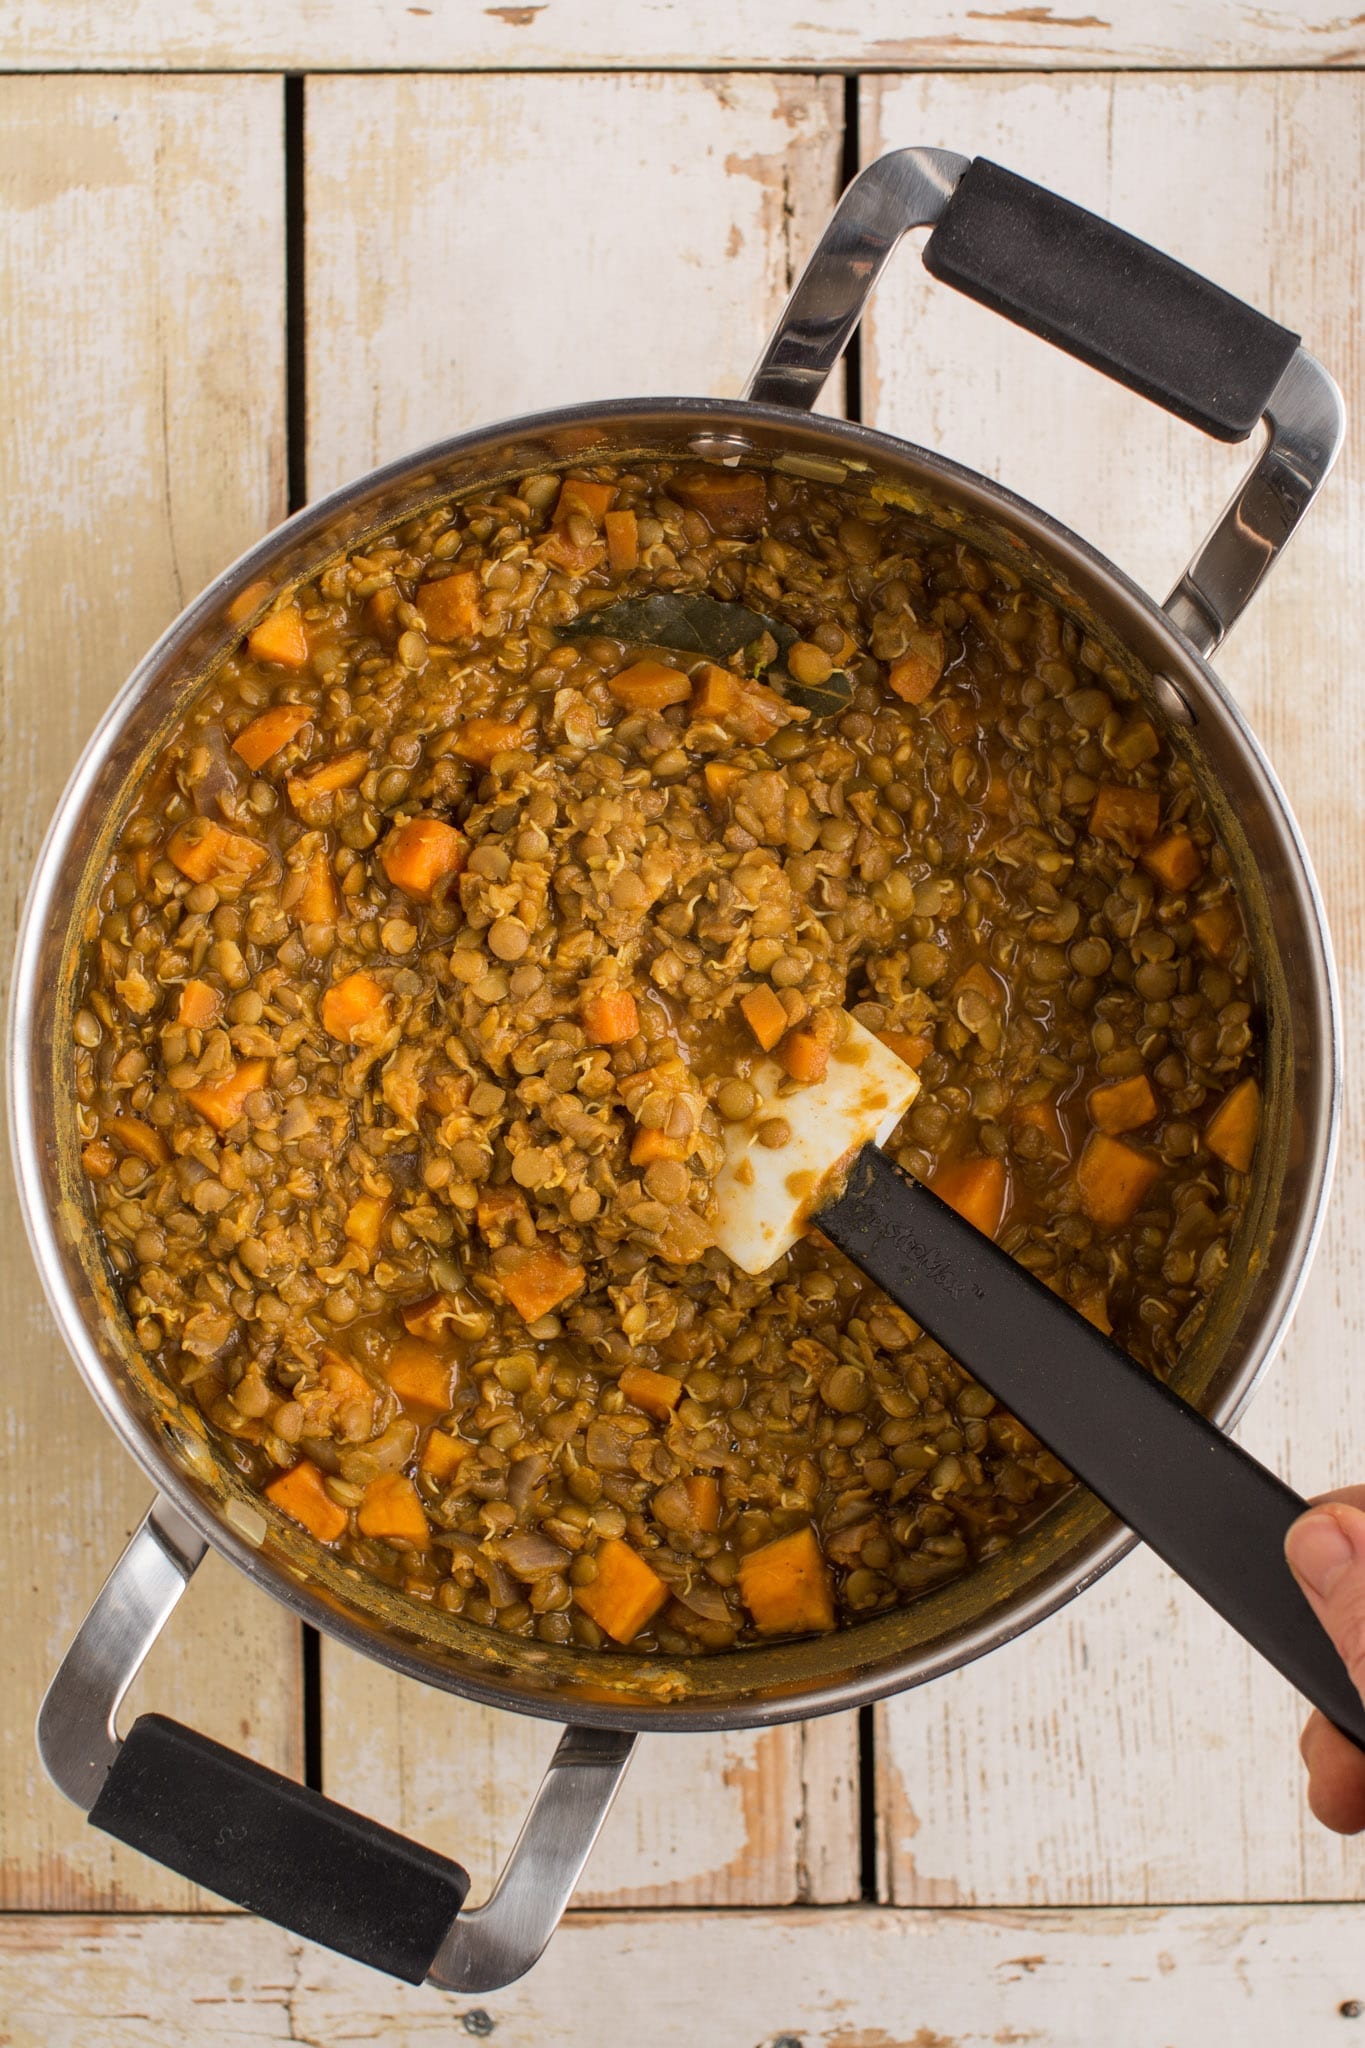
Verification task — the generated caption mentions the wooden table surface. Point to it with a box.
[2,12,1363,2043]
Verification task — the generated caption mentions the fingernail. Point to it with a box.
[1286,1508,1362,1599]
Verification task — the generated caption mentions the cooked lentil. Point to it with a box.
[74,461,1262,1654]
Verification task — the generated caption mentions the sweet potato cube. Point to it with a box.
[777,1028,830,1086]
[691,664,791,744]
[344,1193,389,1253]
[740,984,788,1053]
[417,570,482,641]
[363,586,401,640]
[185,1058,270,1133]
[554,477,616,527]
[266,1460,347,1544]
[357,1472,430,1549]
[286,750,369,809]
[167,820,267,884]
[1077,1131,1161,1226]
[1191,904,1240,959]
[320,971,388,1044]
[385,1337,453,1421]
[738,1524,835,1635]
[297,845,339,927]
[176,978,222,1029]
[247,606,310,668]
[232,703,311,771]
[1088,783,1160,850]
[619,1363,683,1423]
[499,1245,586,1324]
[103,1115,170,1167]
[630,1127,688,1167]
[420,1430,471,1482]
[932,1154,1007,1238]
[604,508,639,575]
[81,1139,117,1178]
[887,627,945,704]
[607,659,692,713]
[704,761,745,801]
[452,718,528,767]
[538,528,606,574]
[1205,1076,1261,1175]
[381,816,467,900]
[683,1473,722,1532]
[670,467,767,538]
[691,663,737,721]
[225,577,273,627]
[475,1185,532,1248]
[1088,1073,1160,1135]
[1141,833,1203,892]
[580,989,639,1045]
[877,1030,933,1069]
[401,1293,460,1341]
[575,1537,668,1643]
[1012,1097,1066,1153]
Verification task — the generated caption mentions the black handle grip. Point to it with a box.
[89,1714,469,1982]
[923,157,1300,443]
[820,1147,1365,1750]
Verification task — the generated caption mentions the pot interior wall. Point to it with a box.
[22,402,1324,1729]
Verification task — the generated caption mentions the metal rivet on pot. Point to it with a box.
[1150,671,1196,728]
[686,431,754,461]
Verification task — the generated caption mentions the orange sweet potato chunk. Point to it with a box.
[1076,1132,1161,1226]
[738,1525,835,1635]
[1088,1073,1160,1135]
[1205,1076,1261,1174]
[499,1245,586,1324]
[385,1336,453,1421]
[1141,833,1203,892]
[225,577,273,627]
[417,570,482,641]
[887,628,945,704]
[266,1460,347,1544]
[607,659,692,713]
[231,703,311,771]
[103,1115,170,1167]
[320,971,388,1044]
[877,1030,934,1069]
[1191,903,1240,960]
[683,1473,722,1532]
[167,820,267,884]
[740,985,788,1053]
[554,477,616,527]
[475,1184,532,1248]
[932,1155,1007,1238]
[420,1430,471,1482]
[629,1127,688,1167]
[1088,784,1160,850]
[778,1028,830,1086]
[185,1058,270,1134]
[619,1363,683,1423]
[604,508,639,575]
[176,978,222,1029]
[344,1192,390,1253]
[580,989,639,1045]
[297,845,339,926]
[247,606,309,668]
[704,761,745,801]
[381,817,467,900]
[670,467,767,537]
[575,1537,668,1643]
[452,718,528,766]
[357,1473,430,1549]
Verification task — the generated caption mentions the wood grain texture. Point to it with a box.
[6,0,1365,73]
[861,71,1365,1906]
[4,1904,1365,2044]
[0,75,300,1911]
[304,71,858,1906]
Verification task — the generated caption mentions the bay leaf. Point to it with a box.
[772,667,854,717]
[564,592,795,659]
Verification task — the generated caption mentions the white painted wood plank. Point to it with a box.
[4,1904,1365,2045]
[304,70,845,493]
[305,69,857,1906]
[862,71,1365,1906]
[5,0,1364,73]
[0,75,300,1911]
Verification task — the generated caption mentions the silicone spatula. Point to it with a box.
[712,1029,1365,1749]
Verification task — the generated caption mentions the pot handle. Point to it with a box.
[38,1495,635,1990]
[745,147,1344,656]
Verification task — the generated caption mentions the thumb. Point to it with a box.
[1285,1504,1365,1694]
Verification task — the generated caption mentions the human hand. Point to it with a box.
[1284,1487,1365,1832]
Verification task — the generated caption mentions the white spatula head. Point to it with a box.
[712,1013,921,1276]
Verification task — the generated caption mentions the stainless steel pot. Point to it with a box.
[11,148,1344,1992]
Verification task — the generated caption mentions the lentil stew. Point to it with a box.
[72,460,1263,1656]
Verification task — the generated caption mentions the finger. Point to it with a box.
[1300,1711,1365,1834]
[1309,1485,1365,1515]
[1284,1503,1365,1698]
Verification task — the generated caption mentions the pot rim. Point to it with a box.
[9,393,1341,1732]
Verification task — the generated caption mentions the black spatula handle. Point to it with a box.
[819,1145,1365,1748]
